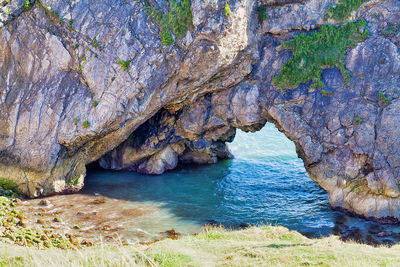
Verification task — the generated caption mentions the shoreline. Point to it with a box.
[2,189,400,250]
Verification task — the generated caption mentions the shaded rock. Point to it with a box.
[377,231,392,237]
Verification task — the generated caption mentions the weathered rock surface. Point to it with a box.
[1,0,400,222]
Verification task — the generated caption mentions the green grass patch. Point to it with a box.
[258,5,267,23]
[82,120,91,128]
[320,89,333,96]
[2,226,400,265]
[144,0,193,45]
[0,178,20,194]
[354,117,363,124]
[273,20,369,90]
[198,231,227,240]
[224,2,232,18]
[67,176,80,186]
[381,24,399,38]
[92,38,99,48]
[324,0,369,22]
[379,92,390,105]
[117,59,131,71]
[153,252,193,267]
[68,19,75,31]
[22,1,32,11]
[161,30,174,46]
[36,1,64,24]
[92,100,98,108]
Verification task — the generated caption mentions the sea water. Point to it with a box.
[80,123,400,244]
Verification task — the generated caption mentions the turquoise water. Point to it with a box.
[84,124,400,244]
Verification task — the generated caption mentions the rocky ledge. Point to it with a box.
[0,0,400,222]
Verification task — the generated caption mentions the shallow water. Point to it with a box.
[80,124,400,245]
[20,123,400,245]
[83,125,332,236]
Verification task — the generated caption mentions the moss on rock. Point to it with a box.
[273,20,369,90]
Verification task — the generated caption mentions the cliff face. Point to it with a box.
[1,0,400,221]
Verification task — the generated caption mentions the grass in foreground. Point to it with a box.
[1,225,400,266]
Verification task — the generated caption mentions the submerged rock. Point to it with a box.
[0,0,400,223]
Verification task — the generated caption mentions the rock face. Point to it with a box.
[0,0,400,222]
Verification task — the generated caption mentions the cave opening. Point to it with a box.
[84,122,334,236]
[80,122,400,244]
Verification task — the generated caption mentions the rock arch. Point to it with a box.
[0,0,399,222]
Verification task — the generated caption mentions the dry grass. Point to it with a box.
[1,225,400,266]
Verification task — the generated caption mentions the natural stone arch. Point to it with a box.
[0,0,399,224]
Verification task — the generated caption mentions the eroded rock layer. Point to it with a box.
[1,0,400,222]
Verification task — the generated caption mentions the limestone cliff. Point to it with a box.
[0,0,399,222]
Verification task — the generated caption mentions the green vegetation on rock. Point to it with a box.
[258,5,268,23]
[160,30,174,46]
[36,1,64,24]
[0,192,74,249]
[381,24,400,38]
[144,0,192,46]
[67,176,80,186]
[273,20,369,90]
[68,19,75,31]
[22,1,32,11]
[82,120,91,128]
[324,0,369,21]
[379,91,390,105]
[117,59,131,71]
[320,89,333,96]
[92,38,99,48]
[0,178,20,194]
[354,117,363,124]
[224,2,232,18]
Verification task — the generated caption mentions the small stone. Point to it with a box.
[19,219,27,227]
[81,239,93,246]
[377,231,392,237]
[69,236,79,245]
[51,233,60,239]
[36,219,47,225]
[39,199,51,206]
[90,197,106,205]
[162,229,181,240]
[17,213,26,220]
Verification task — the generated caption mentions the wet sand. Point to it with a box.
[18,193,201,246]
